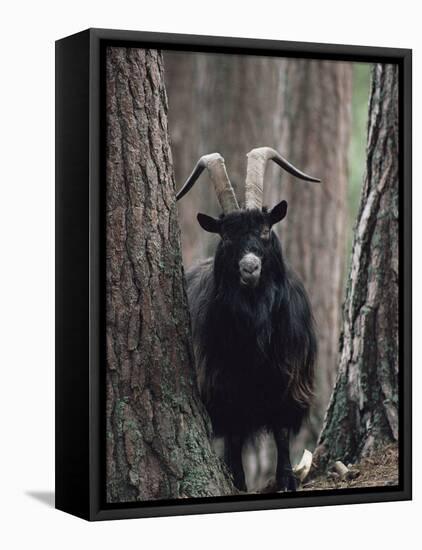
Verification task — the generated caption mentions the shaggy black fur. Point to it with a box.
[186,203,317,492]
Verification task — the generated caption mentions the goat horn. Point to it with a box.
[245,147,321,209]
[176,153,239,214]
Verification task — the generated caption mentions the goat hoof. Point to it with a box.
[277,471,297,492]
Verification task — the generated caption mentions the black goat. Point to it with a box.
[177,148,318,492]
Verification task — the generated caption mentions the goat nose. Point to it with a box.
[242,262,258,274]
[239,253,261,274]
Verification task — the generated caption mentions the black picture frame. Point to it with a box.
[55,28,412,521]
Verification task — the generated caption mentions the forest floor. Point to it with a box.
[301,443,399,491]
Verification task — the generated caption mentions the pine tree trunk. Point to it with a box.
[314,64,399,468]
[105,47,234,503]
[274,60,353,450]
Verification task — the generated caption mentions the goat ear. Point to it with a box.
[197,213,221,234]
[269,200,288,226]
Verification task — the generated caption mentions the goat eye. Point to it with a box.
[261,228,270,240]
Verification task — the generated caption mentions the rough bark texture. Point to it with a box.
[105,47,234,503]
[314,64,399,468]
[276,60,353,450]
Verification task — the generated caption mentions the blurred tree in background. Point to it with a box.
[273,59,352,456]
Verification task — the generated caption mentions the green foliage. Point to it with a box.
[346,64,371,265]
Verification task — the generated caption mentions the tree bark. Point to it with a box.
[105,47,234,503]
[314,64,399,468]
[275,60,353,450]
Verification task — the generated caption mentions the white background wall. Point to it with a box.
[0,1,418,548]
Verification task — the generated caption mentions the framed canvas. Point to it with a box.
[55,28,412,521]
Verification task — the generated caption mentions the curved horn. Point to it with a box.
[245,147,321,209]
[176,153,239,213]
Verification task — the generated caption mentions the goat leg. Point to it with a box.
[274,427,297,492]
